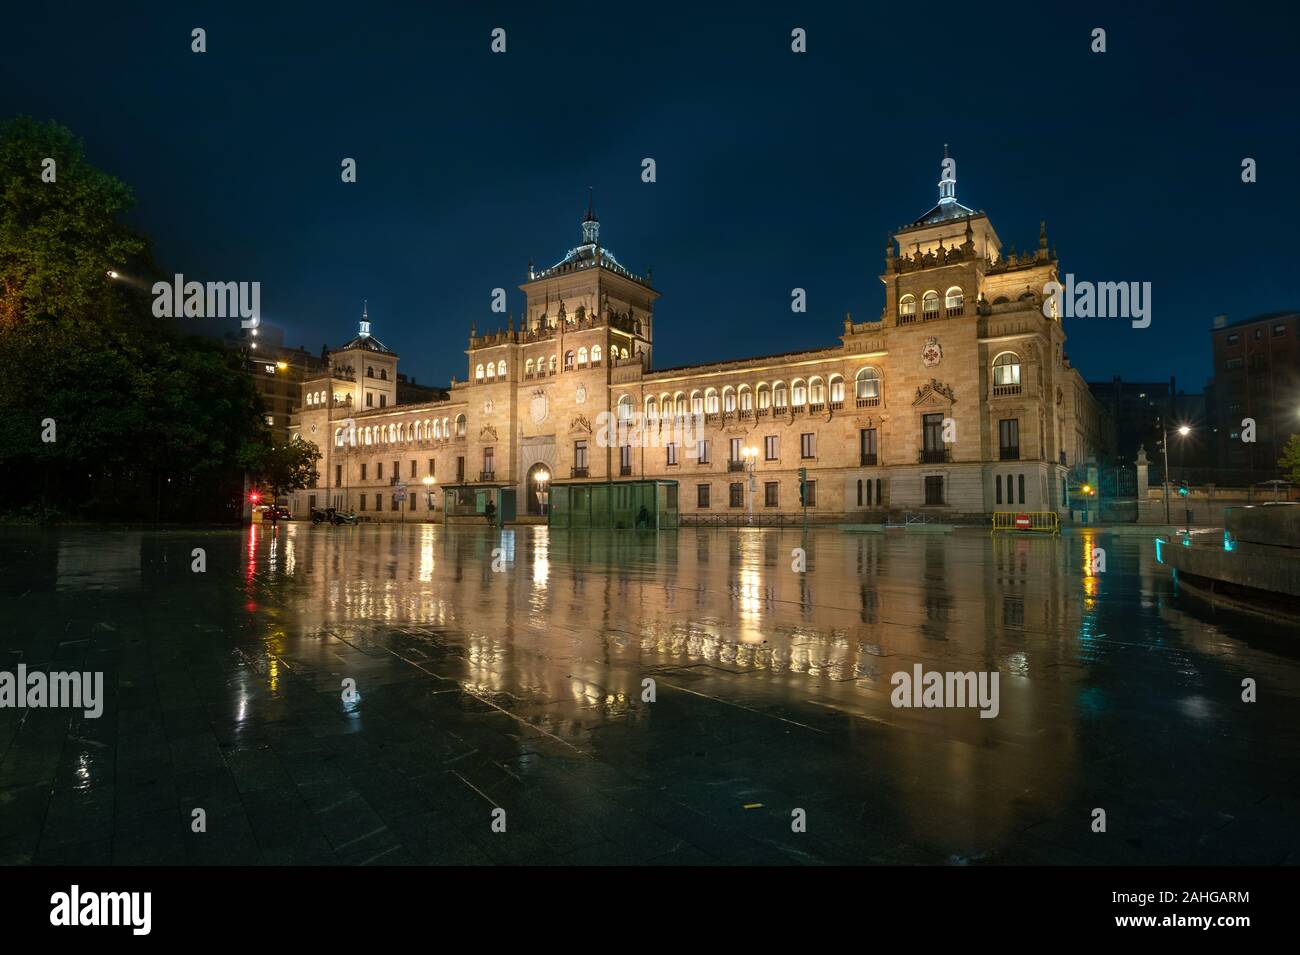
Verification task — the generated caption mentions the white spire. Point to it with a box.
[359,300,370,337]
[938,144,956,205]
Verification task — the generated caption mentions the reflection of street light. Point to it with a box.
[106,270,119,279]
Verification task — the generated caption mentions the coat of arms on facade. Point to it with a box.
[922,336,943,368]
[569,414,592,434]
[479,425,498,441]
[575,384,587,404]
[483,398,494,414]
[529,388,548,424]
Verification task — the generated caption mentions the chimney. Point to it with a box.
[1212,314,1228,329]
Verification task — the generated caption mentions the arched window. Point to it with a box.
[564,350,575,371]
[829,375,844,403]
[993,352,1022,391]
[548,355,557,375]
[335,428,345,447]
[704,389,719,414]
[619,347,629,360]
[475,363,485,382]
[855,367,881,402]
[945,286,964,311]
[922,291,940,320]
[756,384,770,409]
[578,347,588,366]
[739,387,752,412]
[433,419,442,439]
[774,382,788,409]
[367,366,375,378]
[455,414,466,437]
[899,294,916,319]
[415,421,423,441]
[380,368,388,380]
[675,393,687,416]
[646,396,658,420]
[617,395,634,422]
[485,363,496,380]
[442,417,450,439]
[591,344,602,364]
[496,360,506,379]
[525,358,534,377]
[791,379,807,407]
[691,391,704,415]
[721,388,735,413]
[808,377,825,405]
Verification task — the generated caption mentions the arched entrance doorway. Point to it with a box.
[525,462,552,516]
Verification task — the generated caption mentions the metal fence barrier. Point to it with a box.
[991,511,1060,535]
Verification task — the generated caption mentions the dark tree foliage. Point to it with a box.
[0,116,299,522]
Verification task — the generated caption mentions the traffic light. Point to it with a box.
[798,468,807,507]
[1178,481,1189,498]
[249,490,260,504]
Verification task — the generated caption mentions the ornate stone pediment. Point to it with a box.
[913,379,956,406]
[569,414,592,434]
[479,425,498,441]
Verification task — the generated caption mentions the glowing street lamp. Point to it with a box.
[106,270,120,279]
[534,468,550,514]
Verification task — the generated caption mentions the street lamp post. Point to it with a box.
[1160,415,1192,525]
[741,446,758,525]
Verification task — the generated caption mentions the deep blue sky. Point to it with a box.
[4,1,1296,393]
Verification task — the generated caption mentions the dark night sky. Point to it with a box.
[3,1,1296,393]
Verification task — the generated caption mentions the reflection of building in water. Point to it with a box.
[289,155,1108,522]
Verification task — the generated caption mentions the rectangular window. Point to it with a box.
[391,494,399,511]
[359,494,367,511]
[456,456,465,482]
[574,440,588,470]
[666,443,679,466]
[800,432,815,459]
[729,482,743,507]
[729,437,742,462]
[620,444,632,472]
[1018,473,1026,505]
[999,419,1019,460]
[860,428,877,465]
[428,458,434,475]
[392,460,399,481]
[923,413,944,452]
[361,463,368,480]
[366,392,374,407]
[377,462,383,480]
[764,481,779,507]
[484,447,495,475]
[924,475,944,505]
[697,484,710,508]
[410,494,416,511]
[335,464,342,486]
[380,395,387,408]
[1227,334,1239,345]
[376,493,384,511]
[765,435,778,461]
[996,474,1003,505]
[697,439,710,464]
[805,480,816,506]
[1274,324,1287,337]
[1225,357,1244,369]
[410,460,417,478]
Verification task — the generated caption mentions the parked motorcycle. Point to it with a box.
[312,507,357,526]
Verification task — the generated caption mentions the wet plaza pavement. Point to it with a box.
[1,523,1298,866]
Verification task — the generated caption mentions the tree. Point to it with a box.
[0,116,285,522]
[0,116,145,328]
[1278,434,1300,485]
[241,436,321,500]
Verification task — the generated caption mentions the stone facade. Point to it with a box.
[289,161,1107,522]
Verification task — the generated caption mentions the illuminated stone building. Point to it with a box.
[289,159,1107,521]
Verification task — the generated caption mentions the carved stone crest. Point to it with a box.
[575,384,587,404]
[529,388,548,423]
[569,414,592,434]
[479,425,498,441]
[922,336,943,368]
